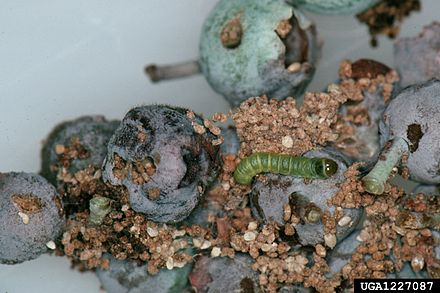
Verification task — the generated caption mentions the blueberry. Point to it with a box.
[189,254,262,293]
[41,115,119,186]
[96,254,192,293]
[387,263,428,279]
[337,59,397,163]
[0,172,65,264]
[412,184,439,195]
[394,22,440,88]
[199,0,319,107]
[183,197,225,229]
[326,229,361,276]
[147,0,320,107]
[278,284,313,293]
[325,230,428,285]
[289,0,379,15]
[250,148,363,246]
[363,79,440,194]
[183,127,237,228]
[102,105,221,223]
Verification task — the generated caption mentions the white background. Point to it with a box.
[0,0,439,292]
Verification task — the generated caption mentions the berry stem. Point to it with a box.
[89,196,112,225]
[362,137,409,195]
[145,60,200,82]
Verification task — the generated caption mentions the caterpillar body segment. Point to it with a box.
[233,153,338,185]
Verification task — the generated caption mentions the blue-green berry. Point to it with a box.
[200,0,319,107]
[290,0,379,15]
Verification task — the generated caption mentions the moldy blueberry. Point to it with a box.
[337,59,398,163]
[41,115,119,186]
[0,172,65,264]
[102,105,221,223]
[363,79,440,194]
[189,254,262,293]
[394,22,440,88]
[96,254,192,293]
[249,149,362,246]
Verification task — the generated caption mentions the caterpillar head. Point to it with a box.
[315,158,338,178]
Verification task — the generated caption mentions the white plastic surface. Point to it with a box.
[0,0,439,292]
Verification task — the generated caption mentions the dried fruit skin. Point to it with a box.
[102,105,221,223]
[200,0,319,107]
[0,172,65,264]
[379,79,440,184]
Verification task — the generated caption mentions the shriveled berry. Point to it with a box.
[394,22,440,88]
[0,172,65,264]
[337,59,397,163]
[183,197,224,229]
[189,254,262,293]
[412,184,439,196]
[279,284,313,293]
[326,230,362,276]
[96,254,192,293]
[381,80,440,183]
[102,105,221,223]
[250,149,362,246]
[363,79,440,194]
[41,115,119,185]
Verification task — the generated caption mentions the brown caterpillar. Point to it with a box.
[233,153,338,185]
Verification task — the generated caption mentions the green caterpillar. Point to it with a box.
[233,153,338,185]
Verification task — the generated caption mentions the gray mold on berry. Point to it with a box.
[96,254,192,293]
[394,22,440,88]
[250,149,362,246]
[0,172,65,264]
[41,115,119,185]
[102,105,221,223]
[199,0,319,107]
[189,254,262,293]
[379,79,440,184]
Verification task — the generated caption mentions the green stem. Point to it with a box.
[362,137,409,195]
[89,196,112,225]
[145,60,200,82]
